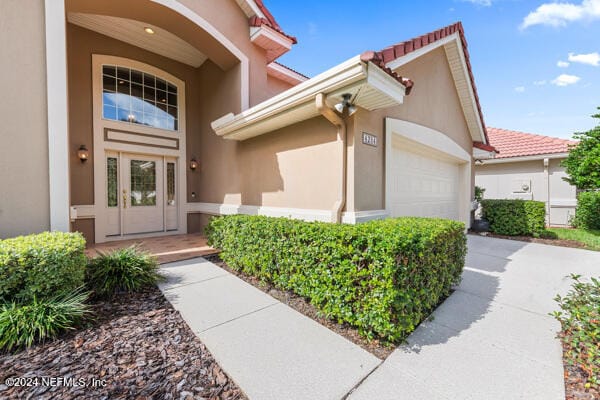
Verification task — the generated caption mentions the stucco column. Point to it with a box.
[44,0,71,231]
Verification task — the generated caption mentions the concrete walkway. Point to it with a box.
[160,236,599,400]
[348,235,600,400]
[159,258,380,400]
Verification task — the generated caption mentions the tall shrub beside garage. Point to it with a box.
[573,191,600,230]
[206,215,466,342]
[480,199,546,236]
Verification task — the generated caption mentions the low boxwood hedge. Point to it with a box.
[0,232,87,303]
[480,199,546,236]
[206,215,466,342]
[573,191,600,230]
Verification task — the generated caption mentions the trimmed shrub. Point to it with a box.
[206,215,466,342]
[573,191,600,230]
[0,290,90,352]
[86,246,163,298]
[0,232,87,303]
[480,199,546,236]
[553,275,600,386]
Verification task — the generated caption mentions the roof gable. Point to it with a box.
[363,22,489,145]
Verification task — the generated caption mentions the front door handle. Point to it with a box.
[123,189,127,209]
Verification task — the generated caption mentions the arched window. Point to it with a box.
[102,65,178,131]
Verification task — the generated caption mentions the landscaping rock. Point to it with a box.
[0,288,246,400]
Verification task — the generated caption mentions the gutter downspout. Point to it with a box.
[316,93,346,223]
[544,157,550,226]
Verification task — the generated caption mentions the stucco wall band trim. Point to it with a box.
[104,128,180,150]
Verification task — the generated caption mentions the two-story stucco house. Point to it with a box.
[0,0,493,243]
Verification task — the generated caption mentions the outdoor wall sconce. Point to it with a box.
[189,158,199,170]
[77,145,89,163]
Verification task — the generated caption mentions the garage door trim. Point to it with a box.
[385,118,472,227]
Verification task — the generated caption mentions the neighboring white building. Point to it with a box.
[475,127,578,226]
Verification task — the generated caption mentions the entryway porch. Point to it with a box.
[86,233,217,264]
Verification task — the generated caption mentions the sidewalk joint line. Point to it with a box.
[199,302,280,333]
[340,359,384,400]
[160,273,229,291]
[454,287,555,318]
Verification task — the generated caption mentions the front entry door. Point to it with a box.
[122,154,164,235]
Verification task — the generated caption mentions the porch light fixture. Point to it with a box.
[144,27,155,35]
[189,158,198,170]
[77,145,89,162]
[334,93,357,116]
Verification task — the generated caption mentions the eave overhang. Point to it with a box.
[211,56,408,141]
[250,24,295,63]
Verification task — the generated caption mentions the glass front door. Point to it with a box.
[122,154,164,235]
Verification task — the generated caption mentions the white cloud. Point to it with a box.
[520,0,600,29]
[568,52,600,66]
[463,0,493,5]
[514,86,526,92]
[557,60,570,68]
[533,80,547,85]
[551,74,581,86]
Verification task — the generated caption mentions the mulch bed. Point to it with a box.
[0,287,246,400]
[469,231,588,250]
[204,254,395,359]
[563,349,599,400]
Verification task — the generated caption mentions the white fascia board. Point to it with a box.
[366,62,406,104]
[235,0,266,18]
[386,33,458,70]
[250,24,294,50]
[211,56,366,137]
[212,57,408,140]
[480,153,569,164]
[473,147,496,160]
[267,62,308,85]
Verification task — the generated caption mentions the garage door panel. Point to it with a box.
[388,144,460,221]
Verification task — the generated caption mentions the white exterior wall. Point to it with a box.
[475,157,576,226]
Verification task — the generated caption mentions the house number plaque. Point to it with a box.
[362,132,378,147]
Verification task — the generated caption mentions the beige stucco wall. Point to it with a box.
[474,158,576,226]
[348,47,473,212]
[0,0,51,238]
[67,22,339,241]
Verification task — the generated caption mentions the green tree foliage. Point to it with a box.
[562,108,600,190]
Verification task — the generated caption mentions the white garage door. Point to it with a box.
[388,144,461,220]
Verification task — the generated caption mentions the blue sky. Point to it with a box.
[268,0,600,139]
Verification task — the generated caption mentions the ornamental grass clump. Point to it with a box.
[86,245,164,298]
[0,290,90,352]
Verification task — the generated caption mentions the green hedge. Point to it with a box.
[573,191,600,230]
[206,215,466,342]
[481,199,546,236]
[0,232,87,303]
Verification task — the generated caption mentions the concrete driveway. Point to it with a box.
[349,235,600,400]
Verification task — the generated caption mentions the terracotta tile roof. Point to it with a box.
[250,0,297,44]
[363,22,489,145]
[487,127,577,159]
